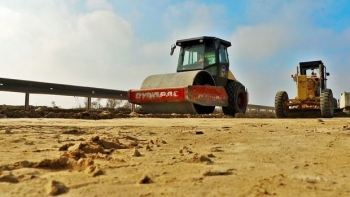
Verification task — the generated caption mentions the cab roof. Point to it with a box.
[299,60,324,69]
[176,36,231,47]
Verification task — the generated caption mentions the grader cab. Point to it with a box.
[275,60,335,118]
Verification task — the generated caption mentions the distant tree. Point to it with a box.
[83,98,102,109]
[92,98,102,109]
[122,101,132,109]
[106,99,123,109]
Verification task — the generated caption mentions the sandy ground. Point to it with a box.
[0,117,350,197]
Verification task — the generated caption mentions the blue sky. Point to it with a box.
[0,0,350,108]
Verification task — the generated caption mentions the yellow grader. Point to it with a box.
[128,36,248,116]
[275,60,335,118]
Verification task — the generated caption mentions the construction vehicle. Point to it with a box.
[274,60,335,118]
[340,92,350,113]
[128,36,248,116]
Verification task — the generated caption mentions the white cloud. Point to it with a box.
[230,23,299,61]
[229,0,331,63]
[245,0,323,25]
[86,0,113,11]
[227,0,350,105]
[0,1,138,107]
[0,3,134,77]
[0,6,21,38]
[58,10,134,67]
[164,1,225,39]
[0,1,186,107]
[0,0,349,108]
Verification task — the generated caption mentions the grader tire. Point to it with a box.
[320,89,334,118]
[275,91,289,118]
[222,81,247,116]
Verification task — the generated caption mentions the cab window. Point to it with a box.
[205,43,215,65]
[219,45,229,63]
[177,45,205,70]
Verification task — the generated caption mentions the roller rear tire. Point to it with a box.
[222,81,248,116]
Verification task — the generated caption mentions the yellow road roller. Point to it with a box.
[128,36,248,116]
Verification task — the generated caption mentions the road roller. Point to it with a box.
[128,36,248,116]
[275,60,337,118]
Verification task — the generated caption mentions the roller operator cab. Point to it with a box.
[171,36,231,87]
[128,36,248,116]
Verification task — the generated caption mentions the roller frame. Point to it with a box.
[128,85,228,107]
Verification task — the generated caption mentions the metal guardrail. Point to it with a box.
[0,77,128,110]
[0,77,275,113]
[246,104,275,113]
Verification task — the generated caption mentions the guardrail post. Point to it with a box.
[87,97,91,111]
[25,93,30,110]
